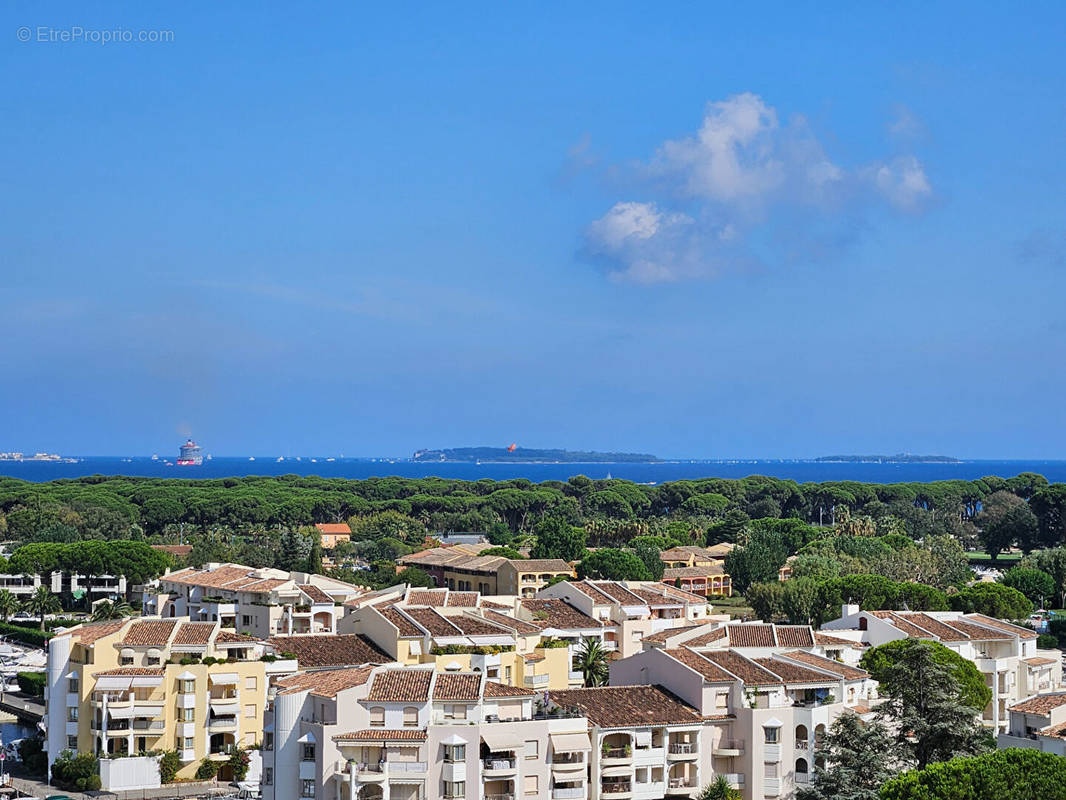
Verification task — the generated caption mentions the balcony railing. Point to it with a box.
[602,783,632,794]
[602,747,631,759]
[389,762,427,773]
[485,794,515,800]
[353,762,385,774]
[722,774,744,787]
[525,674,550,688]
[483,758,516,770]
[552,754,585,765]
[669,778,696,789]
[669,742,697,754]
[795,773,810,784]
[132,720,166,731]
[553,789,585,799]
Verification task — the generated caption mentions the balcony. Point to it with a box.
[348,762,386,781]
[667,777,697,795]
[601,747,633,763]
[483,758,517,775]
[389,762,427,774]
[132,720,166,732]
[524,674,550,689]
[765,777,781,796]
[668,742,698,760]
[713,739,743,757]
[795,772,810,784]
[601,781,632,798]
[208,716,238,731]
[553,788,585,800]
[722,774,744,788]
[764,744,781,762]
[568,671,584,684]
[485,795,515,800]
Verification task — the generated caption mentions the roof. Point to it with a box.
[814,632,861,647]
[754,657,838,684]
[432,673,482,701]
[366,669,434,702]
[961,614,1035,639]
[403,607,464,637]
[334,729,427,742]
[68,620,127,645]
[94,667,165,677]
[664,565,727,578]
[380,606,423,637]
[448,614,515,637]
[121,620,179,647]
[1010,694,1066,715]
[699,650,783,685]
[685,627,728,646]
[726,624,776,648]
[775,626,816,648]
[785,650,869,680]
[480,609,541,635]
[484,681,537,698]
[215,630,258,645]
[549,685,703,728]
[276,666,377,697]
[315,523,352,534]
[643,624,705,645]
[508,559,573,573]
[406,590,449,607]
[268,635,390,668]
[300,584,334,604]
[152,544,192,557]
[584,581,647,606]
[1023,657,1058,667]
[446,591,479,607]
[521,599,602,630]
[661,545,728,562]
[173,622,216,646]
[664,647,735,682]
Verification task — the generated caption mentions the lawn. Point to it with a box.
[710,594,755,620]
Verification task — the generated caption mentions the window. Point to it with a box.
[245,676,257,690]
[242,615,253,626]
[68,677,79,693]
[524,775,538,795]
[244,732,256,747]
[504,666,512,682]
[244,704,257,718]
[524,740,538,759]
[179,707,195,722]
[446,703,467,720]
[120,655,134,666]
[764,726,779,744]
[302,743,316,762]
[443,744,465,763]
[403,706,418,727]
[301,779,316,798]
[444,780,465,798]
[264,732,274,751]
[370,706,385,727]
[183,736,194,749]
[67,707,78,722]
[67,735,78,749]
[263,768,273,786]
[179,678,195,693]
[146,654,160,666]
[764,762,777,779]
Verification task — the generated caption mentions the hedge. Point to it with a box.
[16,671,46,697]
[0,622,53,647]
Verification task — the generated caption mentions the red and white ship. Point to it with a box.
[176,439,203,466]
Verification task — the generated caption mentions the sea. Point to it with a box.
[2,458,1066,484]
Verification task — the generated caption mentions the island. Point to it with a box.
[411,446,662,463]
[814,453,961,464]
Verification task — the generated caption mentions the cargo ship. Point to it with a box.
[176,439,204,466]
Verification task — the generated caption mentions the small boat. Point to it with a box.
[249,457,256,461]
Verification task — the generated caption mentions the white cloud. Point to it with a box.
[582,94,933,284]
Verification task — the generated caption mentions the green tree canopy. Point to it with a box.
[879,748,1066,800]
[577,548,651,581]
[948,582,1032,619]
[861,638,992,712]
[797,712,902,800]
[1000,567,1056,606]
[531,516,587,562]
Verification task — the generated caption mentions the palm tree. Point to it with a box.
[697,776,742,800]
[574,637,610,687]
[0,590,20,622]
[23,585,61,631]
[91,599,134,622]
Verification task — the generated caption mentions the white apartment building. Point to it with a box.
[997,691,1066,754]
[143,563,363,638]
[263,664,592,800]
[820,604,1062,731]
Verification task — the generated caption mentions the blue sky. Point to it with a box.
[2,2,1065,458]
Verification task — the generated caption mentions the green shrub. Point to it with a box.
[195,758,219,780]
[880,748,1066,800]
[16,671,46,696]
[158,750,181,783]
[0,622,52,647]
[50,750,99,791]
[1038,633,1059,649]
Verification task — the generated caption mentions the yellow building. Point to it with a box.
[46,617,295,782]
[495,558,575,596]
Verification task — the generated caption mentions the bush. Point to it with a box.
[879,748,1066,800]
[50,750,100,791]
[158,750,181,784]
[1038,633,1059,649]
[17,736,47,776]
[228,747,251,782]
[195,758,219,780]
[0,622,52,647]
[949,582,1033,619]
[16,671,45,696]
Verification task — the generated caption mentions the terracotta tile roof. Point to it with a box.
[509,559,573,573]
[69,620,127,645]
[520,599,602,630]
[685,626,728,647]
[484,681,538,697]
[300,584,333,604]
[239,578,289,592]
[523,652,545,662]
[659,584,709,603]
[152,544,192,557]
[785,650,869,680]
[586,581,647,606]
[448,614,515,637]
[872,611,936,639]
[549,685,702,728]
[276,666,377,698]
[173,622,216,646]
[664,565,726,578]
[965,613,1040,640]
[569,581,614,602]
[121,620,179,647]
[315,523,352,534]
[164,565,258,589]
[775,625,816,648]
[700,650,782,685]
[629,586,680,605]
[406,590,449,607]
[404,607,464,636]
[1010,693,1066,714]
[215,630,257,644]
[334,729,427,742]
[664,647,735,682]
[94,667,165,677]
[267,635,390,668]
[643,624,704,645]
[432,673,481,701]
[1023,657,1058,667]
[754,657,838,684]
[366,669,434,702]
[480,609,541,635]
[726,624,776,648]
[814,632,861,647]
[480,600,512,610]
[446,591,479,607]
[380,605,423,637]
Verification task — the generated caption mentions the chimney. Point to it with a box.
[842,603,860,618]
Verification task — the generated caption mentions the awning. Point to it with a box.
[550,732,592,753]
[209,672,239,685]
[763,717,783,728]
[177,671,197,681]
[635,730,652,747]
[602,766,632,777]
[298,731,316,744]
[146,648,162,660]
[441,733,469,746]
[408,640,422,655]
[120,648,135,659]
[108,705,136,719]
[131,676,162,688]
[95,677,133,691]
[481,728,521,751]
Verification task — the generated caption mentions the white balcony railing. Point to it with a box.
[668,742,697,754]
[553,789,585,800]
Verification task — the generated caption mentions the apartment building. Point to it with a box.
[143,562,363,638]
[605,644,877,799]
[0,570,127,600]
[45,617,295,783]
[660,544,734,568]
[396,548,574,595]
[315,523,353,549]
[821,604,1062,731]
[496,559,576,597]
[662,565,732,598]
[264,664,592,800]
[997,692,1066,754]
